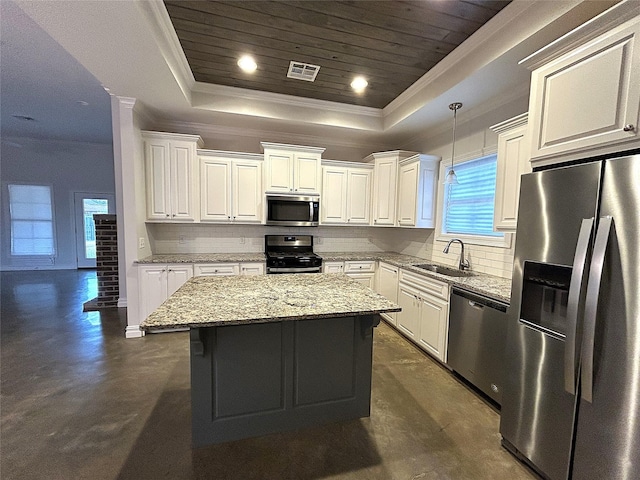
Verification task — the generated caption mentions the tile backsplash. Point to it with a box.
[147,224,515,279]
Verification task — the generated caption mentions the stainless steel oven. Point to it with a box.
[264,235,322,274]
[265,194,319,227]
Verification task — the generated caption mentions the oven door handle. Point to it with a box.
[267,267,321,274]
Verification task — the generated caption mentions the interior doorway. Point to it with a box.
[74,192,115,268]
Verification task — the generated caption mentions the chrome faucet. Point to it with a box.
[443,238,470,270]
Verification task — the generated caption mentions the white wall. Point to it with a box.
[1,136,115,270]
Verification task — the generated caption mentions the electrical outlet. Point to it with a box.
[179,235,186,244]
[139,237,145,249]
[239,237,245,244]
[316,237,323,245]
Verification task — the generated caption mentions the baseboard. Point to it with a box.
[125,325,145,338]
[117,297,127,308]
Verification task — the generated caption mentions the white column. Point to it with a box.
[111,95,144,338]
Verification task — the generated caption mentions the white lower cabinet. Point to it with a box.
[344,260,375,289]
[396,269,450,362]
[195,262,265,276]
[240,263,265,275]
[138,264,194,320]
[323,261,345,273]
[195,263,240,276]
[376,262,399,325]
[322,260,375,289]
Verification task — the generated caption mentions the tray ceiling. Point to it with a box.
[164,0,511,109]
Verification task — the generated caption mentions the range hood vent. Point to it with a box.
[287,61,320,82]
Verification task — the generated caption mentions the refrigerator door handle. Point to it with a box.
[564,217,594,395]
[581,216,613,403]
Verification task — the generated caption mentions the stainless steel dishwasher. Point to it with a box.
[447,287,509,405]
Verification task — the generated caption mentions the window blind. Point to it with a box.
[444,155,502,237]
[8,184,55,255]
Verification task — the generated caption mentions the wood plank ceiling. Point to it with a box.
[164,1,511,109]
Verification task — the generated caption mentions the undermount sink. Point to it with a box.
[413,264,476,277]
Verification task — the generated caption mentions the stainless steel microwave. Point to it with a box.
[265,194,319,227]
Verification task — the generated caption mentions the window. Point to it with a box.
[441,154,504,241]
[8,184,55,256]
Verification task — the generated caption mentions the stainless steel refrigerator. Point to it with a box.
[500,153,640,480]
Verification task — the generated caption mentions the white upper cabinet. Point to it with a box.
[396,154,439,228]
[261,142,325,194]
[491,114,530,232]
[321,165,348,223]
[321,161,372,225]
[143,131,203,222]
[199,151,263,224]
[521,3,640,167]
[368,151,414,227]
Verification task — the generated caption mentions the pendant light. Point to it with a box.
[444,102,463,185]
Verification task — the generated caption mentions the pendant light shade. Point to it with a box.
[443,102,463,185]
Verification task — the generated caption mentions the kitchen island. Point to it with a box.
[140,273,400,446]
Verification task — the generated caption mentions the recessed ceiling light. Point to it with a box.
[11,114,36,121]
[351,76,368,93]
[237,55,257,73]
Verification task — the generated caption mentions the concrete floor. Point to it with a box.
[1,270,536,480]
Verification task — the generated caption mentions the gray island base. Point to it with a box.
[140,274,400,447]
[190,315,379,446]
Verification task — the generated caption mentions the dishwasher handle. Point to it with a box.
[452,287,508,313]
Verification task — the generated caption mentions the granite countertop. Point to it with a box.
[136,253,266,264]
[136,251,511,304]
[140,273,401,331]
[323,252,512,304]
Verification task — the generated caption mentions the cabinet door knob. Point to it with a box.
[166,214,170,217]
[623,124,635,132]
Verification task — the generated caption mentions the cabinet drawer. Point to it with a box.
[240,263,265,275]
[195,263,240,276]
[399,269,449,299]
[344,260,375,273]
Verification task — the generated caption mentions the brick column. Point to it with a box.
[94,214,119,308]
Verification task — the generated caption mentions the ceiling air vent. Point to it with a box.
[287,61,320,82]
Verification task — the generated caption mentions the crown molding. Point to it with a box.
[490,113,528,134]
[153,119,390,152]
[137,0,195,102]
[520,0,640,70]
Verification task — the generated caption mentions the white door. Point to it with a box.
[170,141,197,221]
[346,168,372,224]
[378,263,399,325]
[373,156,397,226]
[264,151,293,193]
[74,192,115,268]
[418,294,449,362]
[397,162,418,226]
[321,167,348,224]
[201,158,231,222]
[397,284,420,340]
[233,161,262,223]
[294,153,321,193]
[138,265,168,320]
[167,264,193,296]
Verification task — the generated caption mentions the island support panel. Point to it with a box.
[190,315,379,446]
